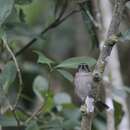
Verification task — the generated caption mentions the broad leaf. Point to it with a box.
[0,62,17,92]
[0,0,14,27]
[47,118,63,130]
[57,69,73,82]
[94,119,106,130]
[63,119,80,129]
[63,109,80,121]
[113,101,124,128]
[33,75,48,102]
[0,88,10,113]
[26,121,39,130]
[0,115,17,126]
[43,94,54,113]
[56,56,96,69]
[59,109,80,130]
[42,91,54,113]
[34,51,55,67]
[54,92,71,105]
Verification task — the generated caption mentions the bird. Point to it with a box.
[74,63,109,113]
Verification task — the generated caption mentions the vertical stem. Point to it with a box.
[81,114,94,130]
[80,0,128,130]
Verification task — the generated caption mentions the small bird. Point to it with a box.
[74,64,108,113]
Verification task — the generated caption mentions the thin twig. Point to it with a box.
[2,34,23,109]
[2,34,23,87]
[2,33,23,125]
[94,0,127,76]
[16,106,32,117]
[56,10,81,25]
[55,0,68,20]
[79,3,100,28]
[25,104,43,124]
[14,9,80,57]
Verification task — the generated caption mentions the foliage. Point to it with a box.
[0,0,129,130]
[0,0,14,27]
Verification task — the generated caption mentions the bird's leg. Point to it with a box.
[80,104,87,115]
[80,96,95,115]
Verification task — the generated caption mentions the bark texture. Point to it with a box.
[81,0,128,130]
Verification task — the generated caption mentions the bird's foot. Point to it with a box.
[80,105,87,115]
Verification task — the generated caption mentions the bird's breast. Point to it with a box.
[74,72,93,100]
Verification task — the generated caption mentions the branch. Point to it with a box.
[81,0,128,130]
[2,33,23,112]
[25,103,43,124]
[81,114,94,130]
[93,0,127,77]
[14,10,80,57]
[2,35,22,126]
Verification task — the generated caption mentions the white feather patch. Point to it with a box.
[85,96,94,113]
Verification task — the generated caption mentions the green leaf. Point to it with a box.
[33,75,48,102]
[43,91,54,113]
[33,76,54,113]
[0,115,17,126]
[34,51,55,67]
[0,62,17,92]
[26,121,39,130]
[57,69,73,82]
[0,0,14,27]
[63,109,80,121]
[63,119,80,129]
[54,92,72,105]
[94,119,106,130]
[15,110,28,121]
[47,118,63,130]
[56,56,96,69]
[62,103,77,109]
[15,0,33,5]
[113,101,124,128]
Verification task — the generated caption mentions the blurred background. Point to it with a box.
[1,0,130,130]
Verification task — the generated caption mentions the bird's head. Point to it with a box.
[77,63,91,72]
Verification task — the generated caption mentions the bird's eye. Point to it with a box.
[78,64,83,70]
[84,65,90,72]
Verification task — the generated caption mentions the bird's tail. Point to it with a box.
[95,101,109,112]
[85,96,109,113]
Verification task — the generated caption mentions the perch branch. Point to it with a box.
[81,114,94,130]
[81,0,128,130]
[94,0,127,77]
